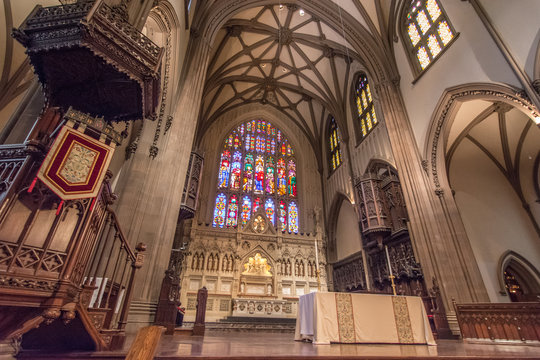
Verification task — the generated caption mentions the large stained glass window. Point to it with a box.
[354,73,378,140]
[328,117,342,172]
[403,0,456,74]
[212,120,299,233]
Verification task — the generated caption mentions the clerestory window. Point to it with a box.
[403,0,456,75]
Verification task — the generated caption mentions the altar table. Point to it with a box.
[295,292,436,345]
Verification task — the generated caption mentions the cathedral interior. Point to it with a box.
[0,0,539,358]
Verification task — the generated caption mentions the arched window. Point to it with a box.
[354,73,378,140]
[212,120,299,233]
[328,117,342,172]
[402,0,456,75]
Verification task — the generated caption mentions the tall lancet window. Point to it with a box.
[328,117,342,172]
[212,120,299,233]
[402,0,456,75]
[354,73,378,140]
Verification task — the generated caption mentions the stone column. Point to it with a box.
[113,31,213,331]
[375,80,489,332]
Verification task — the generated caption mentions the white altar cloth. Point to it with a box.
[295,292,436,345]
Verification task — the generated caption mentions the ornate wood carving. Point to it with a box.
[13,0,163,123]
[332,251,366,292]
[454,301,540,342]
[180,152,204,219]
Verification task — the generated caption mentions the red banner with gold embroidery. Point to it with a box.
[37,125,114,200]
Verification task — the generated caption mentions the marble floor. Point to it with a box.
[150,330,540,359]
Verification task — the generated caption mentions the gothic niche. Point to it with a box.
[239,253,274,297]
[355,162,424,296]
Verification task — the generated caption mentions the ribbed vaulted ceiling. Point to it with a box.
[200,4,362,149]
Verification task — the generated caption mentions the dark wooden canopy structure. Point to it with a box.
[13,0,163,123]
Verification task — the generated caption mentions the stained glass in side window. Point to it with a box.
[417,46,430,69]
[408,23,421,46]
[427,34,441,57]
[416,10,431,34]
[426,0,441,21]
[438,21,453,45]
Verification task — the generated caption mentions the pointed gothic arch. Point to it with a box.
[498,250,540,302]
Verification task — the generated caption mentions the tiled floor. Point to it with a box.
[152,330,540,359]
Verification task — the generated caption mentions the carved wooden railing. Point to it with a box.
[0,128,145,351]
[79,208,145,350]
[454,301,540,343]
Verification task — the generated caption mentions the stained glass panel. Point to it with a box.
[241,196,251,224]
[277,158,287,196]
[329,117,342,171]
[438,21,453,45]
[243,155,253,192]
[213,194,227,228]
[427,34,441,57]
[417,46,430,69]
[245,134,251,151]
[408,23,421,46]
[288,202,298,233]
[253,197,262,213]
[265,157,275,194]
[226,195,238,227]
[361,90,368,109]
[405,0,455,72]
[218,150,231,188]
[416,10,431,34]
[265,198,275,225]
[426,0,441,21]
[254,155,264,194]
[355,73,378,140]
[279,201,287,228]
[230,157,241,191]
[214,120,299,230]
[288,160,297,197]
